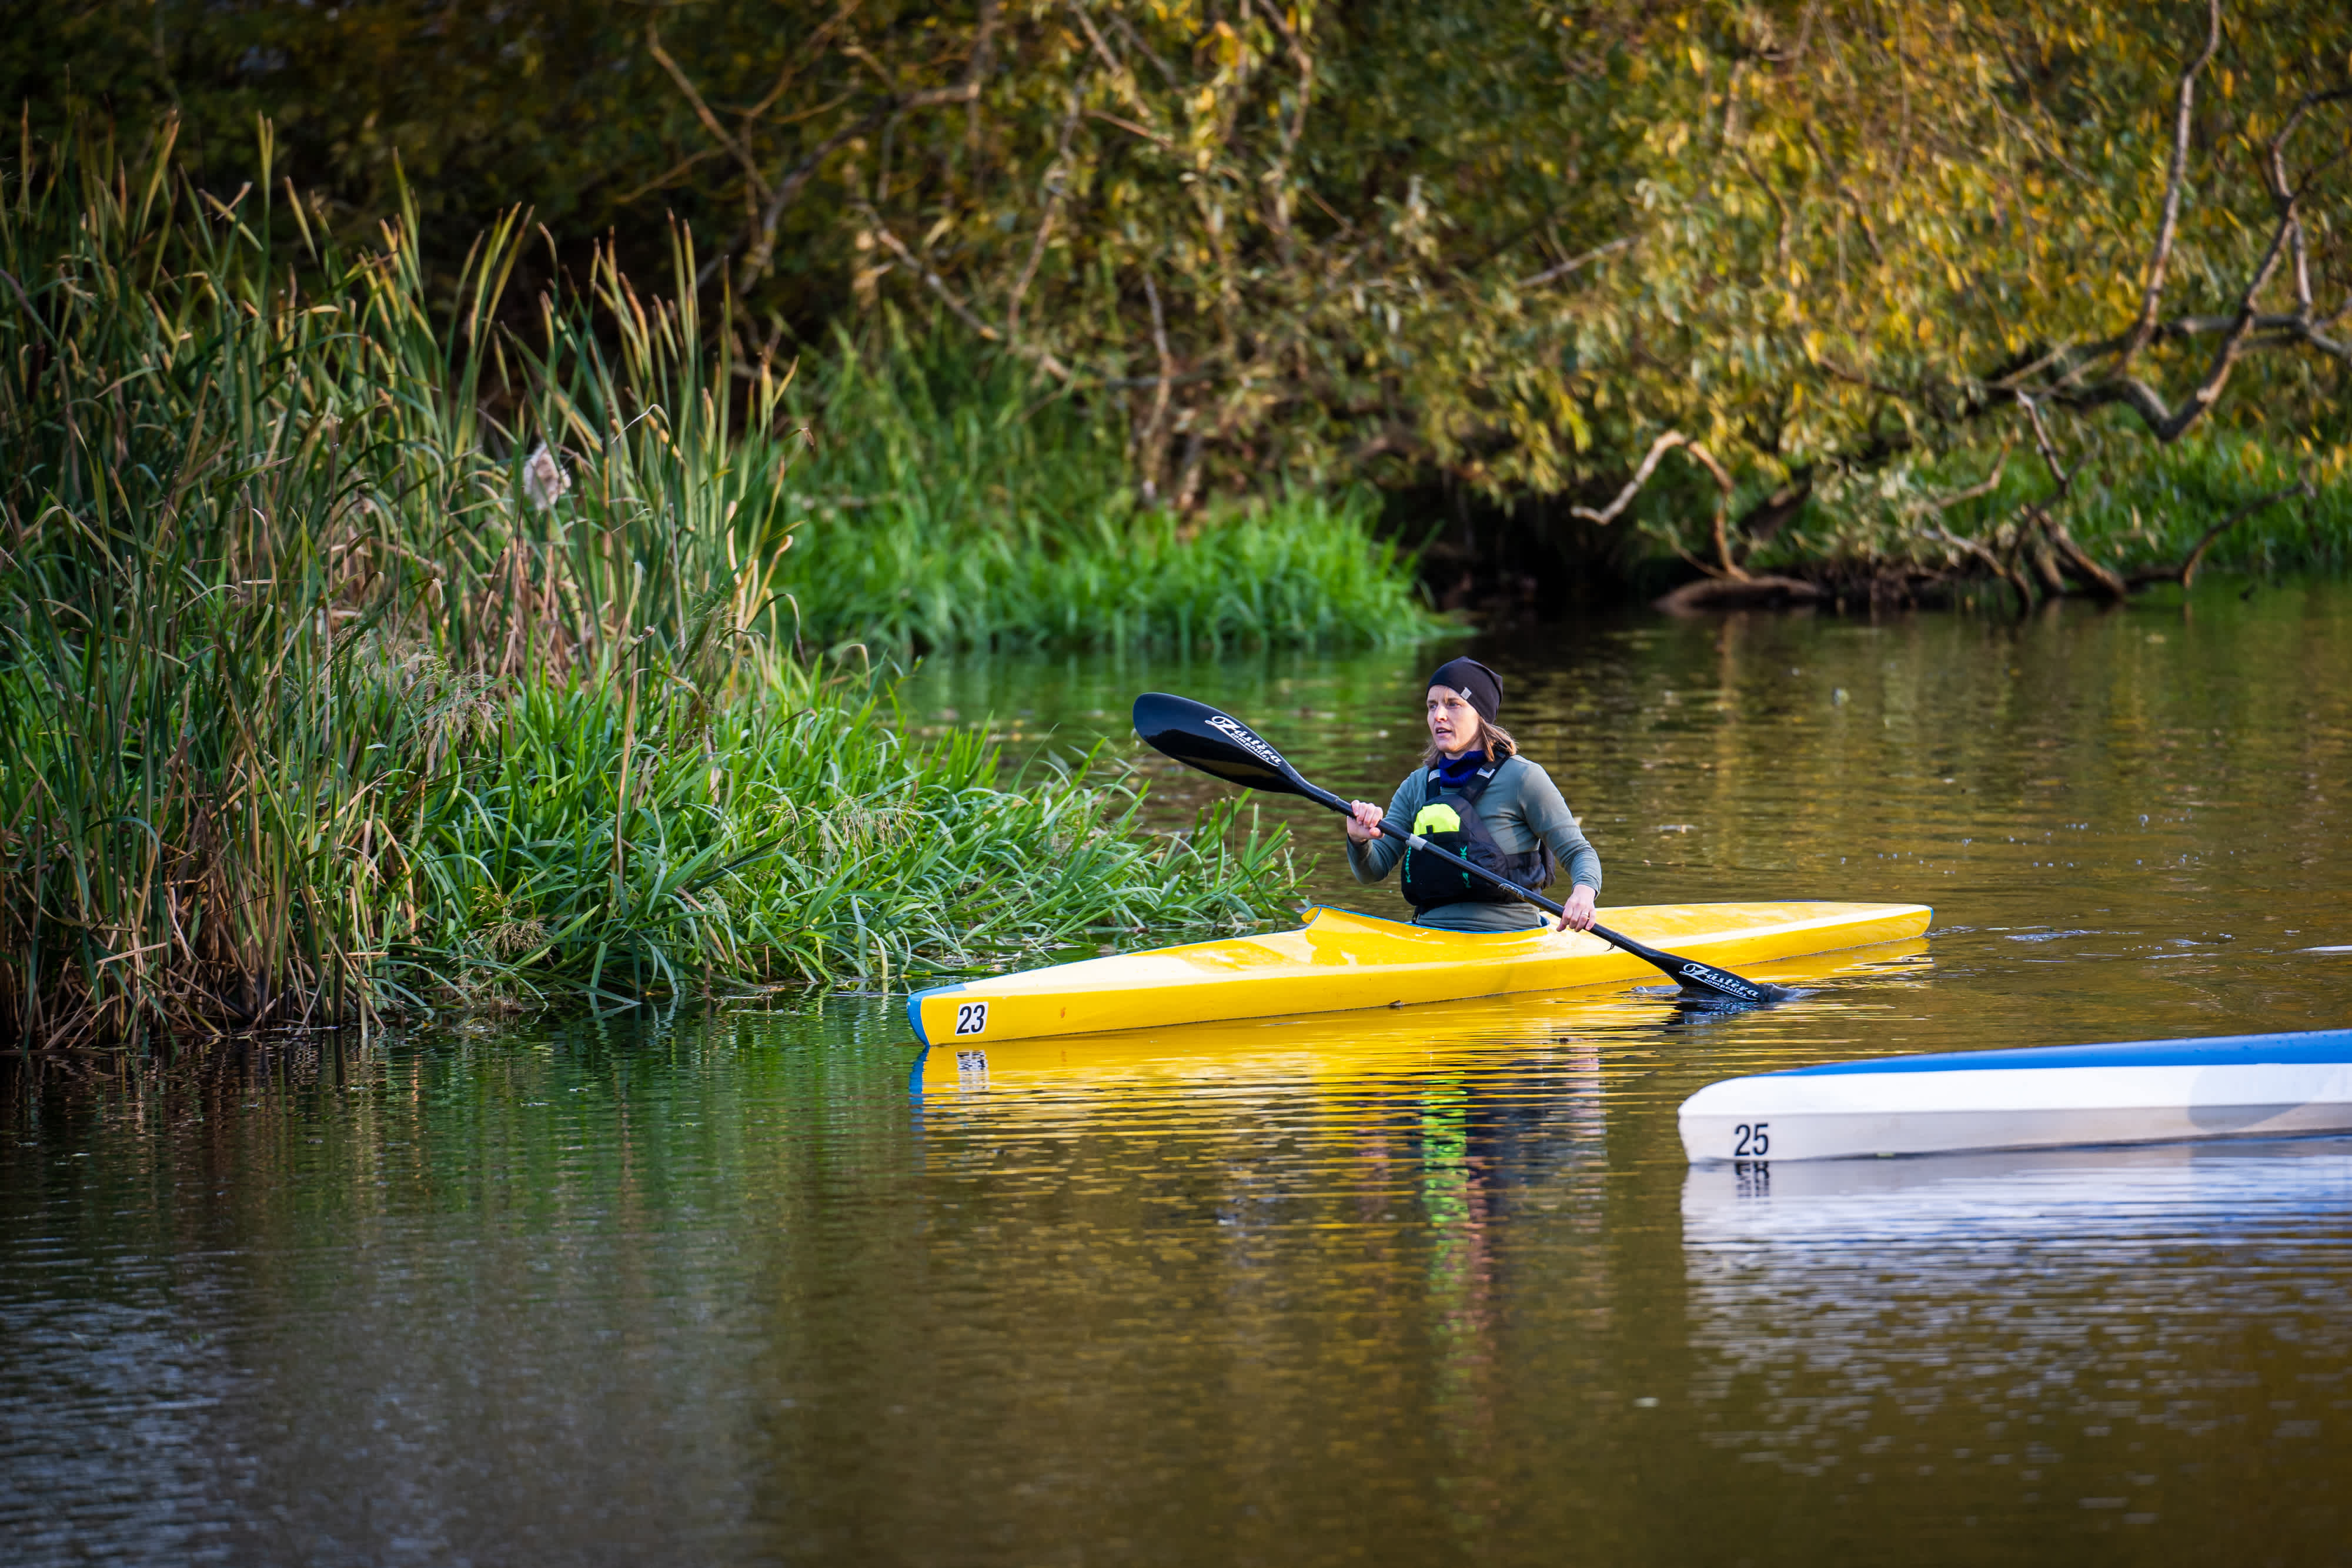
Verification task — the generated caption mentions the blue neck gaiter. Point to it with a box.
[1433,748,1489,791]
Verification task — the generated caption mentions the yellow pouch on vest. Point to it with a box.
[1412,802,1464,835]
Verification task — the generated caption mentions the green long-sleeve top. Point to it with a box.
[1344,754,1603,932]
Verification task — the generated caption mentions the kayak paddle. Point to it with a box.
[1132,692,1796,1005]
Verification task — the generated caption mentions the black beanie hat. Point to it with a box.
[1427,657,1502,723]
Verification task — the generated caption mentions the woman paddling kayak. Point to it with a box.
[1344,657,1602,934]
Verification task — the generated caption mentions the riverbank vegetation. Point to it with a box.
[1862,436,2348,587]
[9,4,2352,1047]
[1651,427,2352,611]
[0,132,1302,1048]
[18,0,2349,605]
[771,332,1437,648]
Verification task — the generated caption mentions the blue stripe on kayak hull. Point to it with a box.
[1774,1028,2352,1076]
[905,982,968,1047]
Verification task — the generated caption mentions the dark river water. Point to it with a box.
[6,586,2351,1566]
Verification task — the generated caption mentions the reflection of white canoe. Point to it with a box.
[1683,1136,2352,1245]
[1679,1028,2352,1164]
[1680,1140,2352,1435]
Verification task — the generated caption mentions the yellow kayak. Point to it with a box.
[907,900,1931,1049]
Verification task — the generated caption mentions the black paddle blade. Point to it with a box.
[1132,694,1342,808]
[1671,960,1797,1005]
[1592,922,1799,1006]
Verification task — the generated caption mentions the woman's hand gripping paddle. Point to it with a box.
[1132,693,1797,1006]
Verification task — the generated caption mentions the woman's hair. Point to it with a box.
[1419,717,1518,767]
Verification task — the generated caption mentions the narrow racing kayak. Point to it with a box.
[1680,1028,2352,1164]
[907,900,1930,1048]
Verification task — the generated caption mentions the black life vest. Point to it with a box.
[1398,760,1557,911]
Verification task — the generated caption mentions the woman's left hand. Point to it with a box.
[1553,885,1598,933]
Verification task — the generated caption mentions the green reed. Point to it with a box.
[393,674,1295,1009]
[2052,434,2352,579]
[0,125,1299,1048]
[769,320,1447,650]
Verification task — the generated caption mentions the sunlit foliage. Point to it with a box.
[11,1,2352,587]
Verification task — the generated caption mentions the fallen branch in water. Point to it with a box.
[2130,476,2316,589]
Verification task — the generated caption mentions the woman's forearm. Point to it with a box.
[1346,834,1399,883]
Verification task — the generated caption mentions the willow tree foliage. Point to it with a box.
[18,1,2351,590]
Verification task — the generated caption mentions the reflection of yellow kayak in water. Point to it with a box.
[907,900,1930,1050]
[911,932,1927,1094]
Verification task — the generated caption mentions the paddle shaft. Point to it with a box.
[1297,783,1779,1004]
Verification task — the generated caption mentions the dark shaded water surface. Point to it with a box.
[7,586,2351,1566]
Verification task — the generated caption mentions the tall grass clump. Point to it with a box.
[397,673,1295,1008]
[770,321,1448,650]
[0,124,1299,1048]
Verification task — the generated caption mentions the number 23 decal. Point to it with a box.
[1732,1122,1769,1158]
[954,1001,989,1037]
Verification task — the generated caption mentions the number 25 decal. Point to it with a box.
[1732,1122,1770,1158]
[954,1001,990,1037]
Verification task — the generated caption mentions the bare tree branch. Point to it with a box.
[647,24,769,202]
[1515,235,1636,291]
[1137,271,1175,499]
[662,1,1003,290]
[710,112,886,287]
[863,217,1072,381]
[2129,476,2314,588]
[1110,12,1181,93]
[1570,431,1691,524]
[1929,443,2009,510]
[1679,440,1745,579]
[1246,0,1314,260]
[1562,429,1743,576]
[1987,63,2352,445]
[2116,0,2222,374]
[735,0,867,123]
[1928,524,2034,608]
[1087,110,1174,149]
[2016,394,2069,488]
[1005,95,1084,347]
[1065,0,1127,83]
[2003,395,2124,600]
[2044,521,2127,601]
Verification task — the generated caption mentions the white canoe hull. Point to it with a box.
[1681,1030,2352,1164]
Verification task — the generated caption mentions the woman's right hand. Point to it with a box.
[1344,800,1387,844]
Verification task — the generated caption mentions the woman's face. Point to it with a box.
[1425,686,1482,756]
